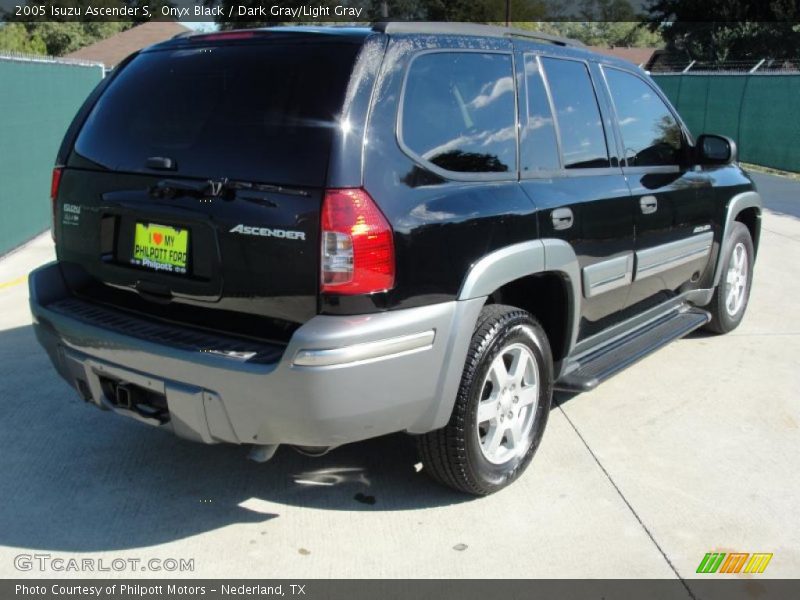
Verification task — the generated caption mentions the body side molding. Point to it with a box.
[635,231,713,281]
[582,253,634,298]
[713,190,762,287]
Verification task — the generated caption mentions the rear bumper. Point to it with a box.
[29,262,483,447]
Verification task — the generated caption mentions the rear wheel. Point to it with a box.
[417,305,553,495]
[705,222,754,334]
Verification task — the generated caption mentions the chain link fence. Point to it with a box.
[0,53,104,255]
[649,58,800,74]
[652,66,800,173]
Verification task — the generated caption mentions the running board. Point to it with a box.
[555,306,711,393]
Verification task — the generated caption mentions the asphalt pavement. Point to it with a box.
[0,171,797,582]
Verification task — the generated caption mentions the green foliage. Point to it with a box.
[0,23,48,55]
[645,0,800,60]
[204,0,659,47]
[7,20,133,56]
[0,1,165,56]
[427,0,550,22]
[516,21,662,47]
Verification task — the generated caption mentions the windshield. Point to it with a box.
[73,42,361,187]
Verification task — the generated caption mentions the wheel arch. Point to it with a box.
[457,239,582,362]
[486,274,571,367]
[713,191,762,287]
[735,207,761,256]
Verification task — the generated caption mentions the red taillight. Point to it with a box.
[50,167,63,241]
[321,188,395,295]
[50,166,62,200]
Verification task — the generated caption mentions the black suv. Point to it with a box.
[30,23,761,495]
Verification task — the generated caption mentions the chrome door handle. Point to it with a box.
[640,195,658,214]
[551,207,574,230]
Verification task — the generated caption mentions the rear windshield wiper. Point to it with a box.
[224,180,309,197]
[150,179,208,198]
[150,178,308,199]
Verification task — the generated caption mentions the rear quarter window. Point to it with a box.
[520,55,561,172]
[400,51,517,176]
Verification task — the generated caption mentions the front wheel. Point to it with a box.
[705,222,754,334]
[417,305,553,495]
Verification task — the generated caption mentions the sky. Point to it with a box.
[184,21,218,32]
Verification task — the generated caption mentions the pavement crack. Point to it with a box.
[557,405,698,600]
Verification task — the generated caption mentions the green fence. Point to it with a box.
[0,54,103,256]
[653,73,800,173]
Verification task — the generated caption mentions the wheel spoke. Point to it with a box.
[729,283,742,313]
[735,246,746,271]
[484,423,505,455]
[507,419,523,451]
[726,287,736,312]
[477,399,499,424]
[489,355,509,389]
[508,349,528,385]
[516,383,537,406]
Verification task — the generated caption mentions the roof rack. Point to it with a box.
[371,22,583,48]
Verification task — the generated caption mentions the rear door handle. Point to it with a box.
[640,195,658,214]
[551,208,573,230]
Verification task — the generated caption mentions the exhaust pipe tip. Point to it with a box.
[248,444,280,463]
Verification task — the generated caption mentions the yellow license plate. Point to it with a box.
[132,223,189,274]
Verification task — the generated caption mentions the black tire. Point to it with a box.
[417,304,553,495]
[704,222,754,334]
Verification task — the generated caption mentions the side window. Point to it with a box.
[401,52,516,174]
[520,55,560,172]
[604,68,683,167]
[540,57,610,169]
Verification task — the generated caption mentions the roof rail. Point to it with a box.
[371,22,583,47]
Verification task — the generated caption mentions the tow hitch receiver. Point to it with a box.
[100,378,170,424]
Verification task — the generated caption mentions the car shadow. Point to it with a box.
[0,324,469,553]
[552,391,580,409]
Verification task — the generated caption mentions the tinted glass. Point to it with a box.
[540,58,609,169]
[520,55,560,172]
[402,52,516,174]
[605,68,683,167]
[74,43,360,186]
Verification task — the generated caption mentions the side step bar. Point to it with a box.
[555,305,711,392]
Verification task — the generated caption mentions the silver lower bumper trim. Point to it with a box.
[292,330,436,367]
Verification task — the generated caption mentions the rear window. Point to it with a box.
[73,42,361,186]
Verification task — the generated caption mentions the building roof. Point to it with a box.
[65,21,190,68]
[588,46,659,67]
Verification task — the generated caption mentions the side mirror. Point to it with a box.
[696,134,737,165]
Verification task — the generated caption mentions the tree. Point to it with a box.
[205,0,552,29]
[516,21,662,47]
[204,0,661,48]
[644,0,800,61]
[0,1,174,56]
[0,23,47,54]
